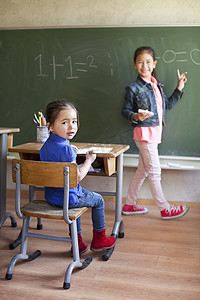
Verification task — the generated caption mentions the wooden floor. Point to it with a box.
[0,191,200,300]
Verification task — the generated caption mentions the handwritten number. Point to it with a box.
[87,55,97,68]
[65,56,78,79]
[34,54,48,77]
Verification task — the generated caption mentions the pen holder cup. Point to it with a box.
[37,126,49,143]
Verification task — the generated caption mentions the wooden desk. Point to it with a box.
[9,142,129,176]
[0,127,20,228]
[9,142,129,244]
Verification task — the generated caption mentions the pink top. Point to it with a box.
[133,76,163,144]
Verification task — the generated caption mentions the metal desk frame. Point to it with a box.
[0,128,20,228]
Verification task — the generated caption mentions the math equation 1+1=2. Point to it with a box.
[34,47,200,81]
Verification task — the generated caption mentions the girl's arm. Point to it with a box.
[164,69,187,110]
[77,152,96,182]
[122,87,152,122]
[121,86,138,123]
[71,144,78,152]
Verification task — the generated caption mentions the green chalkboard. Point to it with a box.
[0,27,200,156]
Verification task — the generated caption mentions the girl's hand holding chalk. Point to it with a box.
[177,69,187,91]
[138,109,154,121]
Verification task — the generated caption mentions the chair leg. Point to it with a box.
[9,230,22,250]
[6,212,17,228]
[118,218,124,239]
[5,216,41,280]
[9,216,33,250]
[63,220,92,289]
[29,185,43,230]
[37,217,43,230]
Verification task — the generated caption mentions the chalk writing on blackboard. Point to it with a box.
[34,53,100,80]
[65,56,78,79]
[107,52,114,76]
[156,48,200,65]
[190,49,200,65]
[34,54,48,77]
[34,48,200,80]
[86,55,98,68]
[50,56,65,80]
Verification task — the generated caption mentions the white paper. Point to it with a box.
[77,147,112,154]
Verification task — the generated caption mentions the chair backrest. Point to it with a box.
[12,159,78,188]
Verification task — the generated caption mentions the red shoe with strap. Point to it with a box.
[90,229,116,252]
[71,234,88,255]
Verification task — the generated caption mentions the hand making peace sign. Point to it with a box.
[177,69,187,91]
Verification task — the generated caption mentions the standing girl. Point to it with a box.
[40,100,116,254]
[121,46,189,219]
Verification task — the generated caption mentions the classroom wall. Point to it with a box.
[0,0,200,27]
[2,0,200,203]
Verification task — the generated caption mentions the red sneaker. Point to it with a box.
[122,204,148,215]
[161,205,189,220]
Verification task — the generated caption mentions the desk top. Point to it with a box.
[0,127,20,134]
[9,142,130,158]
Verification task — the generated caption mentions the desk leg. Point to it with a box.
[0,133,17,228]
[102,153,124,261]
[112,153,124,238]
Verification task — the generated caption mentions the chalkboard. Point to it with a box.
[0,27,200,156]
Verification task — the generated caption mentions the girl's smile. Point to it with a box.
[48,108,78,140]
[133,52,157,81]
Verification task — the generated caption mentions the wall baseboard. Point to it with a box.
[7,189,200,209]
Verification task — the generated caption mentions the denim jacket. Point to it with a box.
[121,75,183,127]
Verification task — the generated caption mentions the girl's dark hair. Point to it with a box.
[133,46,158,80]
[45,99,79,127]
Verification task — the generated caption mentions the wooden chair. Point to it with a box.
[5,159,92,289]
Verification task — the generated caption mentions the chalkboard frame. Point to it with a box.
[0,26,200,157]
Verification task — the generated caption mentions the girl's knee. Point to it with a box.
[98,194,105,207]
[148,172,161,181]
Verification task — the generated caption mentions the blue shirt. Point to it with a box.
[40,133,83,206]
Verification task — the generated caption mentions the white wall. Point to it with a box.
[2,0,200,202]
[80,167,200,203]
[0,0,200,28]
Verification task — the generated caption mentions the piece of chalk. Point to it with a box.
[138,109,154,116]
[167,162,181,168]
